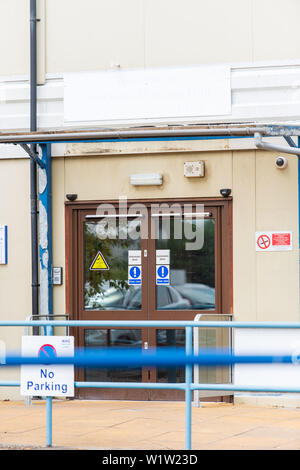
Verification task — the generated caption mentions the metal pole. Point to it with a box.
[30,0,39,336]
[46,396,52,447]
[255,132,300,156]
[30,0,37,133]
[185,326,193,450]
[0,126,270,144]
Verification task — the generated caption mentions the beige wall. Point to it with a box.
[1,0,300,76]
[0,146,299,398]
[0,159,31,399]
[59,146,299,324]
[233,150,299,322]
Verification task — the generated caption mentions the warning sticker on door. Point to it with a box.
[128,265,142,285]
[90,251,110,270]
[156,265,170,285]
[255,231,292,251]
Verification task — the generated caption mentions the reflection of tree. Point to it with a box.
[84,222,139,305]
[157,219,215,288]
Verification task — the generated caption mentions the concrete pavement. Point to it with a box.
[1,400,300,450]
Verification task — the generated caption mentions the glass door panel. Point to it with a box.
[155,329,186,384]
[84,219,142,311]
[84,328,143,383]
[76,209,149,400]
[77,327,149,400]
[153,215,216,312]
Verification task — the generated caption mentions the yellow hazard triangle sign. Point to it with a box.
[90,251,110,271]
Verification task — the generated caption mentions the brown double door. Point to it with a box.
[66,198,232,400]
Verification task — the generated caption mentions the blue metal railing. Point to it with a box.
[1,319,300,449]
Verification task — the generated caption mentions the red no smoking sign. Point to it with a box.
[255,231,292,252]
[257,234,271,250]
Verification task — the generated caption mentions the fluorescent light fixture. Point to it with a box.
[130,173,163,186]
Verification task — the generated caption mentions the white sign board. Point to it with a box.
[0,225,7,264]
[156,250,170,265]
[64,65,231,124]
[255,231,292,251]
[128,250,141,266]
[20,336,74,397]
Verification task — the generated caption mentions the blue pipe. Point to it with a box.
[185,327,193,450]
[2,349,300,367]
[298,137,300,250]
[4,381,300,394]
[46,397,52,447]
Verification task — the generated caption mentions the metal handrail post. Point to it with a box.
[46,321,53,446]
[46,396,52,447]
[185,326,193,450]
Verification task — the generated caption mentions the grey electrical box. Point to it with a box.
[184,161,205,177]
[52,267,63,285]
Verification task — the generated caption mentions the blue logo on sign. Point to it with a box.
[129,266,141,278]
[157,265,169,278]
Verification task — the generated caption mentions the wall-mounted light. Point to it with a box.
[130,173,163,186]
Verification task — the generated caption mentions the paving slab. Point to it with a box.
[1,400,300,450]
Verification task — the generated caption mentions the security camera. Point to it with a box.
[275,156,288,169]
[220,188,231,198]
[66,194,78,201]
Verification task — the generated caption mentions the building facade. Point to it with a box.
[0,0,300,404]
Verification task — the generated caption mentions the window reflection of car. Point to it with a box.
[174,283,215,310]
[85,285,127,310]
[86,283,202,311]
[156,285,190,310]
[156,329,185,347]
[123,285,191,310]
[86,329,142,347]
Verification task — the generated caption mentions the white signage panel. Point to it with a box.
[64,65,231,124]
[20,336,74,397]
[255,231,292,252]
[0,225,7,265]
[156,250,170,265]
[128,250,141,266]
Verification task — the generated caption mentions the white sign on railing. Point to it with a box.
[20,336,74,397]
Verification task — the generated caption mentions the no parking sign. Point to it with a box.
[20,336,74,397]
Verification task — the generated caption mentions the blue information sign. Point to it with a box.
[156,265,170,285]
[128,265,142,285]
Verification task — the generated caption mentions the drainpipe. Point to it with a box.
[30,0,39,334]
